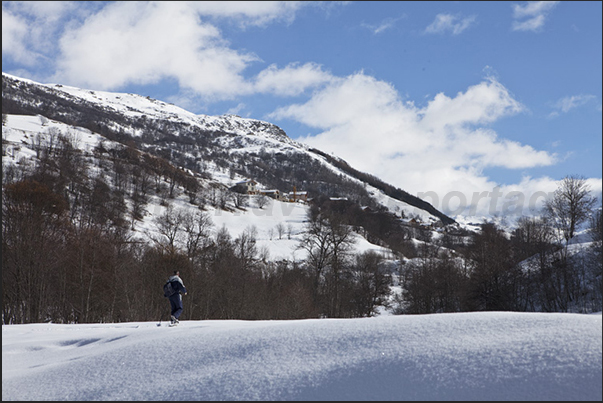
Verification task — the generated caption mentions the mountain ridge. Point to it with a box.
[2,72,455,226]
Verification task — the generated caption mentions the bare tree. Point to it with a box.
[298,207,355,316]
[235,226,258,271]
[275,222,285,240]
[181,210,214,262]
[545,175,598,243]
[256,194,269,209]
[217,188,230,210]
[588,209,602,245]
[233,192,249,209]
[151,205,185,253]
[585,209,602,311]
[298,208,334,306]
[350,251,391,316]
[465,222,520,311]
[287,223,293,240]
[512,216,556,261]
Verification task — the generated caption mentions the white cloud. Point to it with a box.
[424,13,476,35]
[1,2,316,101]
[512,1,559,19]
[270,73,562,217]
[512,14,546,32]
[54,2,260,99]
[553,94,596,113]
[2,1,340,108]
[419,78,525,130]
[188,1,306,27]
[495,176,602,219]
[254,63,334,96]
[226,103,248,117]
[2,8,33,64]
[512,1,559,32]
[2,1,89,66]
[361,16,405,35]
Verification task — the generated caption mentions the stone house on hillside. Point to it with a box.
[230,179,258,194]
[260,189,285,201]
[287,190,308,203]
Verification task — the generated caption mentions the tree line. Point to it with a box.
[305,178,601,315]
[396,176,601,314]
[2,116,601,324]
[2,179,392,323]
[2,125,391,324]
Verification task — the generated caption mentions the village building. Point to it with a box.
[230,179,258,194]
[260,189,285,201]
[287,190,308,203]
[231,180,308,203]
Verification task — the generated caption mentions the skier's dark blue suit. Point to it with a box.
[167,275,187,320]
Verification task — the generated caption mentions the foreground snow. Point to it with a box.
[2,312,601,401]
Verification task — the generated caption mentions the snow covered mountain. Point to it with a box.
[2,72,454,226]
[2,72,460,263]
[1,72,461,322]
[3,73,600,323]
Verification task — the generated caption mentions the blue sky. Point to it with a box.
[3,1,601,217]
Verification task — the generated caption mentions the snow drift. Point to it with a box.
[2,312,601,401]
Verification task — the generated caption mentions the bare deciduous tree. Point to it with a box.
[275,222,285,240]
[233,192,249,209]
[256,194,269,209]
[181,210,214,262]
[465,222,519,311]
[287,223,293,240]
[151,205,185,253]
[545,175,598,242]
[586,210,602,310]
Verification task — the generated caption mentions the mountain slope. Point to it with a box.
[4,73,600,323]
[2,72,454,226]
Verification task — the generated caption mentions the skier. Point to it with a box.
[165,270,187,325]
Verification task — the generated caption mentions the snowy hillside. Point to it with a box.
[2,312,601,401]
[2,72,450,225]
[2,70,457,265]
[2,113,392,262]
[2,73,294,145]
[3,71,600,323]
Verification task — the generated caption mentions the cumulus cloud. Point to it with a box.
[254,63,334,96]
[512,1,559,32]
[188,1,305,27]
[419,79,524,130]
[54,2,257,99]
[2,1,85,66]
[2,8,32,64]
[2,1,316,101]
[270,73,563,216]
[424,13,476,35]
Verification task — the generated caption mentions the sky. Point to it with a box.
[2,1,602,217]
[2,312,602,400]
